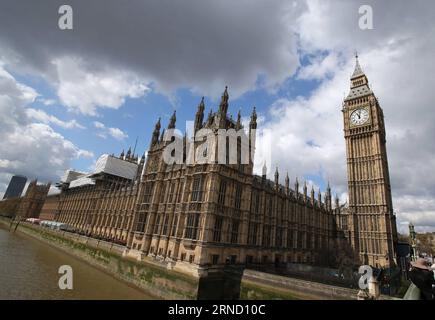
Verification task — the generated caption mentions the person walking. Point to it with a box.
[409,258,435,300]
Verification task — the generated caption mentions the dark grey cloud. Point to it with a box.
[0,0,303,100]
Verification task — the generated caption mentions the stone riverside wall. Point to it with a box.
[240,269,359,300]
[0,218,198,299]
[240,270,399,300]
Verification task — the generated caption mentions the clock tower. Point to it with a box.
[343,55,398,268]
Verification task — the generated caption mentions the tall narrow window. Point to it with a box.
[185,213,200,240]
[287,229,293,248]
[254,192,260,214]
[218,180,227,205]
[268,198,273,215]
[168,182,176,203]
[191,176,203,202]
[143,182,154,203]
[235,183,242,209]
[247,222,258,245]
[276,227,282,247]
[162,214,170,235]
[160,182,167,203]
[230,219,240,243]
[171,214,179,236]
[213,216,223,242]
[263,225,271,247]
[153,215,161,234]
[135,213,147,232]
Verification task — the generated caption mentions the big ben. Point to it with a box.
[343,54,398,268]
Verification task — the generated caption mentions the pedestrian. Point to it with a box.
[409,258,435,300]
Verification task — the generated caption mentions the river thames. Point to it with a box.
[0,224,155,299]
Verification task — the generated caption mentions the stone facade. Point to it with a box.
[54,58,397,277]
[126,88,351,277]
[57,152,144,245]
[38,194,60,221]
[8,180,51,219]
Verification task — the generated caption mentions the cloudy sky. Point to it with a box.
[0,0,434,234]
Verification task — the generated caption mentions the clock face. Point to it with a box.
[350,108,369,126]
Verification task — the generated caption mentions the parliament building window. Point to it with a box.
[218,180,227,205]
[253,192,260,214]
[267,197,273,215]
[276,227,283,247]
[211,254,219,265]
[248,222,258,245]
[162,214,170,235]
[230,219,240,243]
[143,182,154,203]
[160,182,167,202]
[153,215,161,234]
[168,182,176,203]
[185,213,200,239]
[213,216,223,242]
[135,213,147,233]
[191,176,203,202]
[287,229,293,248]
[263,225,271,247]
[235,183,242,209]
[171,214,179,236]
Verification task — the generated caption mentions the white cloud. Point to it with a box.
[297,52,344,81]
[261,0,435,232]
[108,127,128,141]
[26,108,85,129]
[54,56,149,116]
[93,121,128,141]
[38,98,56,106]
[0,63,93,192]
[93,121,105,129]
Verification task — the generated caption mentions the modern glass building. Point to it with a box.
[3,175,27,199]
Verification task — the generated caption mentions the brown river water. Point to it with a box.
[0,224,155,299]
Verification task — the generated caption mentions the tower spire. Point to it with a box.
[295,177,299,194]
[262,162,267,179]
[236,109,242,130]
[195,97,205,132]
[346,53,372,99]
[274,167,279,186]
[151,117,161,147]
[285,172,290,195]
[351,52,364,79]
[168,110,176,129]
[250,106,257,129]
[207,108,213,126]
[218,86,229,116]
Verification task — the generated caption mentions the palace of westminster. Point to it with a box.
[47,57,397,276]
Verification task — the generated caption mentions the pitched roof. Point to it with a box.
[351,56,364,79]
